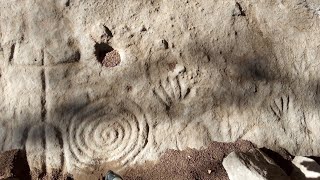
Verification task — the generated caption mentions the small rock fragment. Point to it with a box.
[102,50,121,67]
[222,149,289,180]
[291,156,320,180]
[207,169,212,174]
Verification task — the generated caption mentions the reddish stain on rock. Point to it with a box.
[102,50,121,67]
[168,62,177,71]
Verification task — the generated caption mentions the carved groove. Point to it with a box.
[67,98,150,172]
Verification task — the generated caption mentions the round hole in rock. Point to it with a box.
[94,43,113,63]
[94,43,121,67]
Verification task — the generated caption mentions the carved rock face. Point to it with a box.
[0,0,320,178]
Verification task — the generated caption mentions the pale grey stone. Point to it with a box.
[222,149,289,180]
[291,156,320,180]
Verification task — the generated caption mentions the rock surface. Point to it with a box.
[0,149,31,180]
[222,149,289,180]
[291,156,320,180]
[0,0,320,177]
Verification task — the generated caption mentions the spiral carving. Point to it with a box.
[67,99,149,171]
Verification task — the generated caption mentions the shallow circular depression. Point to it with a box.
[94,43,121,67]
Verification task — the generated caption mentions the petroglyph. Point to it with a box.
[270,95,291,121]
[153,64,199,108]
[23,123,65,179]
[1,0,320,178]
[45,124,64,179]
[66,98,150,172]
[269,94,305,126]
[268,94,310,153]
[26,125,46,179]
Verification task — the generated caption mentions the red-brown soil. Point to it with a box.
[123,140,255,180]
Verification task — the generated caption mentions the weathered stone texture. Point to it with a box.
[1,0,320,177]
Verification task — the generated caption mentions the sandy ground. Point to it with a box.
[122,140,255,180]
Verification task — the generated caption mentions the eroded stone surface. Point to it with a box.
[1,0,320,178]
